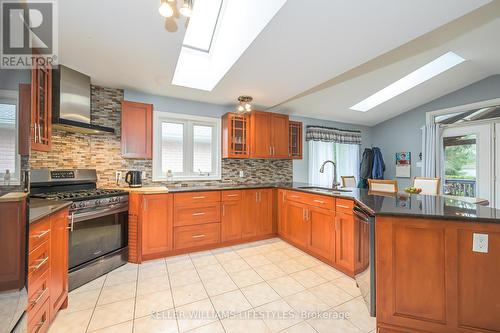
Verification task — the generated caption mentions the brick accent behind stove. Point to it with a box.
[30,85,292,187]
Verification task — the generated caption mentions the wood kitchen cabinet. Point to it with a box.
[121,101,153,159]
[128,193,173,262]
[289,121,302,159]
[241,189,273,238]
[284,200,310,248]
[376,216,500,333]
[49,209,69,321]
[277,189,287,237]
[334,211,355,272]
[221,190,243,242]
[248,111,289,158]
[222,113,249,158]
[308,206,335,262]
[140,194,173,257]
[31,61,52,152]
[28,206,69,333]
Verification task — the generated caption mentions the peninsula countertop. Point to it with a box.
[29,198,73,224]
[119,182,500,224]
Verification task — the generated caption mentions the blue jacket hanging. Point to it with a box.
[371,147,385,179]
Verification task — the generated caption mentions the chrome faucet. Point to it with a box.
[319,160,340,189]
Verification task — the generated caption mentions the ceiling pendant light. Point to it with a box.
[236,96,253,114]
[179,0,193,17]
[159,0,174,18]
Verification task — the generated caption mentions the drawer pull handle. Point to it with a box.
[337,204,350,209]
[192,212,206,216]
[226,194,238,197]
[30,257,48,271]
[30,288,47,306]
[192,234,205,239]
[30,229,50,239]
[313,200,325,204]
[192,196,206,199]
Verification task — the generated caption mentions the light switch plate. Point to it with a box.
[239,170,245,178]
[472,233,488,253]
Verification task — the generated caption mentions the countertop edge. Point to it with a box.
[29,200,72,224]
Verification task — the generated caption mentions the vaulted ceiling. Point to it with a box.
[59,0,498,126]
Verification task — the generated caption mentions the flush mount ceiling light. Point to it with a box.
[179,0,194,17]
[236,96,253,114]
[350,52,466,112]
[158,0,174,18]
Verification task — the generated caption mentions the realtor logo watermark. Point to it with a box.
[1,0,58,68]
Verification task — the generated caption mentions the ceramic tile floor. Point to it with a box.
[49,238,376,333]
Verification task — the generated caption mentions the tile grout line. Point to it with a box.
[84,273,109,333]
[165,256,183,333]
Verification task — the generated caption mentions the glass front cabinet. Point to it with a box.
[289,121,302,159]
[31,61,52,152]
[222,113,250,158]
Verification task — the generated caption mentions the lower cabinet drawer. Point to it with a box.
[28,241,50,282]
[336,198,354,214]
[29,217,51,253]
[27,269,50,314]
[174,223,221,250]
[28,298,50,333]
[173,203,221,227]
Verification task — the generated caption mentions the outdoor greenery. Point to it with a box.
[444,140,476,180]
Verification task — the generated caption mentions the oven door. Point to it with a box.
[69,204,128,270]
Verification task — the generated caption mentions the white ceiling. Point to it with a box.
[59,0,496,125]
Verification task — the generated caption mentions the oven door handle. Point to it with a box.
[72,205,128,223]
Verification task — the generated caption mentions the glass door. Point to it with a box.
[441,124,493,203]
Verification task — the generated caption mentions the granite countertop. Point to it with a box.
[119,182,500,223]
[0,191,28,202]
[29,198,73,224]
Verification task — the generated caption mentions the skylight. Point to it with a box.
[172,0,288,91]
[182,0,223,52]
[350,52,466,112]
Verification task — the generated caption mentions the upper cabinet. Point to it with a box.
[31,61,52,152]
[249,111,289,159]
[121,101,153,159]
[222,113,249,158]
[289,121,302,159]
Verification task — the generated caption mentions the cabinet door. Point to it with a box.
[289,121,302,159]
[335,212,355,273]
[241,190,259,238]
[31,62,52,152]
[270,114,289,158]
[308,207,335,262]
[284,201,309,248]
[121,101,153,158]
[257,189,273,235]
[141,194,173,256]
[277,190,286,236]
[222,113,249,158]
[49,208,69,321]
[221,201,242,242]
[249,112,271,158]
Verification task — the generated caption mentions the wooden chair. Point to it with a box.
[368,179,398,193]
[413,177,440,195]
[341,176,357,188]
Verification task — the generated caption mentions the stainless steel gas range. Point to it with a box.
[30,169,129,291]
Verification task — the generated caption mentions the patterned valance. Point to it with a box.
[306,126,362,145]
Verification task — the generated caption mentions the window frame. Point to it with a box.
[0,89,20,185]
[152,111,221,182]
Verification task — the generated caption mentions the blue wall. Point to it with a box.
[371,75,500,188]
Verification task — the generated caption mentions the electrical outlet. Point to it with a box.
[141,171,146,179]
[239,170,245,178]
[472,233,488,253]
[115,171,122,184]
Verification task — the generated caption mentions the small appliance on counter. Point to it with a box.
[125,170,142,188]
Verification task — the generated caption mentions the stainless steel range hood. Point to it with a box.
[52,65,115,134]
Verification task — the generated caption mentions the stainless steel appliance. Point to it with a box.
[353,204,376,317]
[52,65,114,134]
[30,169,128,290]
[125,170,142,188]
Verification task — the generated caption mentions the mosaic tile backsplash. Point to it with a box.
[30,85,292,188]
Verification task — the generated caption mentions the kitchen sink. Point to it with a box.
[298,186,352,193]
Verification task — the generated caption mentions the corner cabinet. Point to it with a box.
[31,61,52,152]
[222,113,249,158]
[289,121,302,159]
[121,101,153,159]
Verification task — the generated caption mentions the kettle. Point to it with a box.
[125,171,142,188]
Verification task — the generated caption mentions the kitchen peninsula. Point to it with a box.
[125,183,500,333]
